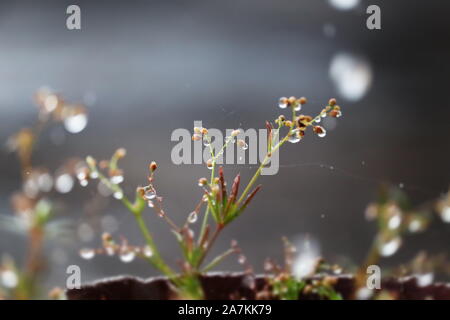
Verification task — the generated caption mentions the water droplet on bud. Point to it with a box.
[278,97,288,109]
[237,139,248,150]
[110,175,124,184]
[79,248,95,260]
[144,189,156,200]
[64,113,88,134]
[203,136,210,147]
[119,249,136,263]
[440,206,450,223]
[288,129,301,144]
[378,237,401,257]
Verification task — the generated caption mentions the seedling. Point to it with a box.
[80,96,343,299]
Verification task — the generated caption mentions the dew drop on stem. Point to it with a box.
[187,211,198,224]
[113,191,124,200]
[142,246,153,258]
[378,237,401,257]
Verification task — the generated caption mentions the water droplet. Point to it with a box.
[44,94,59,112]
[318,130,327,138]
[119,249,136,263]
[440,206,450,223]
[105,246,115,256]
[37,173,53,192]
[64,113,88,134]
[147,200,154,208]
[238,255,246,264]
[294,103,302,112]
[237,139,248,150]
[278,97,288,109]
[90,171,99,179]
[0,270,18,289]
[315,117,321,123]
[142,246,153,258]
[399,182,404,189]
[144,189,156,200]
[23,177,39,198]
[55,173,74,193]
[187,211,198,224]
[288,130,301,144]
[328,0,360,11]
[408,219,423,233]
[242,275,256,290]
[113,191,124,200]
[329,52,372,102]
[378,237,401,257]
[417,273,434,287]
[79,248,95,260]
[80,179,88,187]
[203,136,210,147]
[356,287,373,300]
[264,260,274,272]
[388,214,402,230]
[110,175,124,184]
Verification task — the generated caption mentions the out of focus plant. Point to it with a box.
[353,185,450,299]
[0,88,87,299]
[79,96,343,299]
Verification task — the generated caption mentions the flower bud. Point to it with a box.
[115,148,127,158]
[231,129,241,137]
[149,161,157,172]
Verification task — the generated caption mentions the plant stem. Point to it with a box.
[196,224,223,268]
[202,248,236,272]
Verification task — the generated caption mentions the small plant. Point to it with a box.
[1,89,88,299]
[78,96,343,299]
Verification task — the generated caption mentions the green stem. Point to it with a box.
[202,248,236,272]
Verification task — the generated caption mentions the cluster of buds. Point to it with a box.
[278,96,307,111]
[79,232,153,263]
[192,126,209,141]
[275,97,343,143]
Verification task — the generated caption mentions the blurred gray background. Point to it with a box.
[1,0,450,292]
